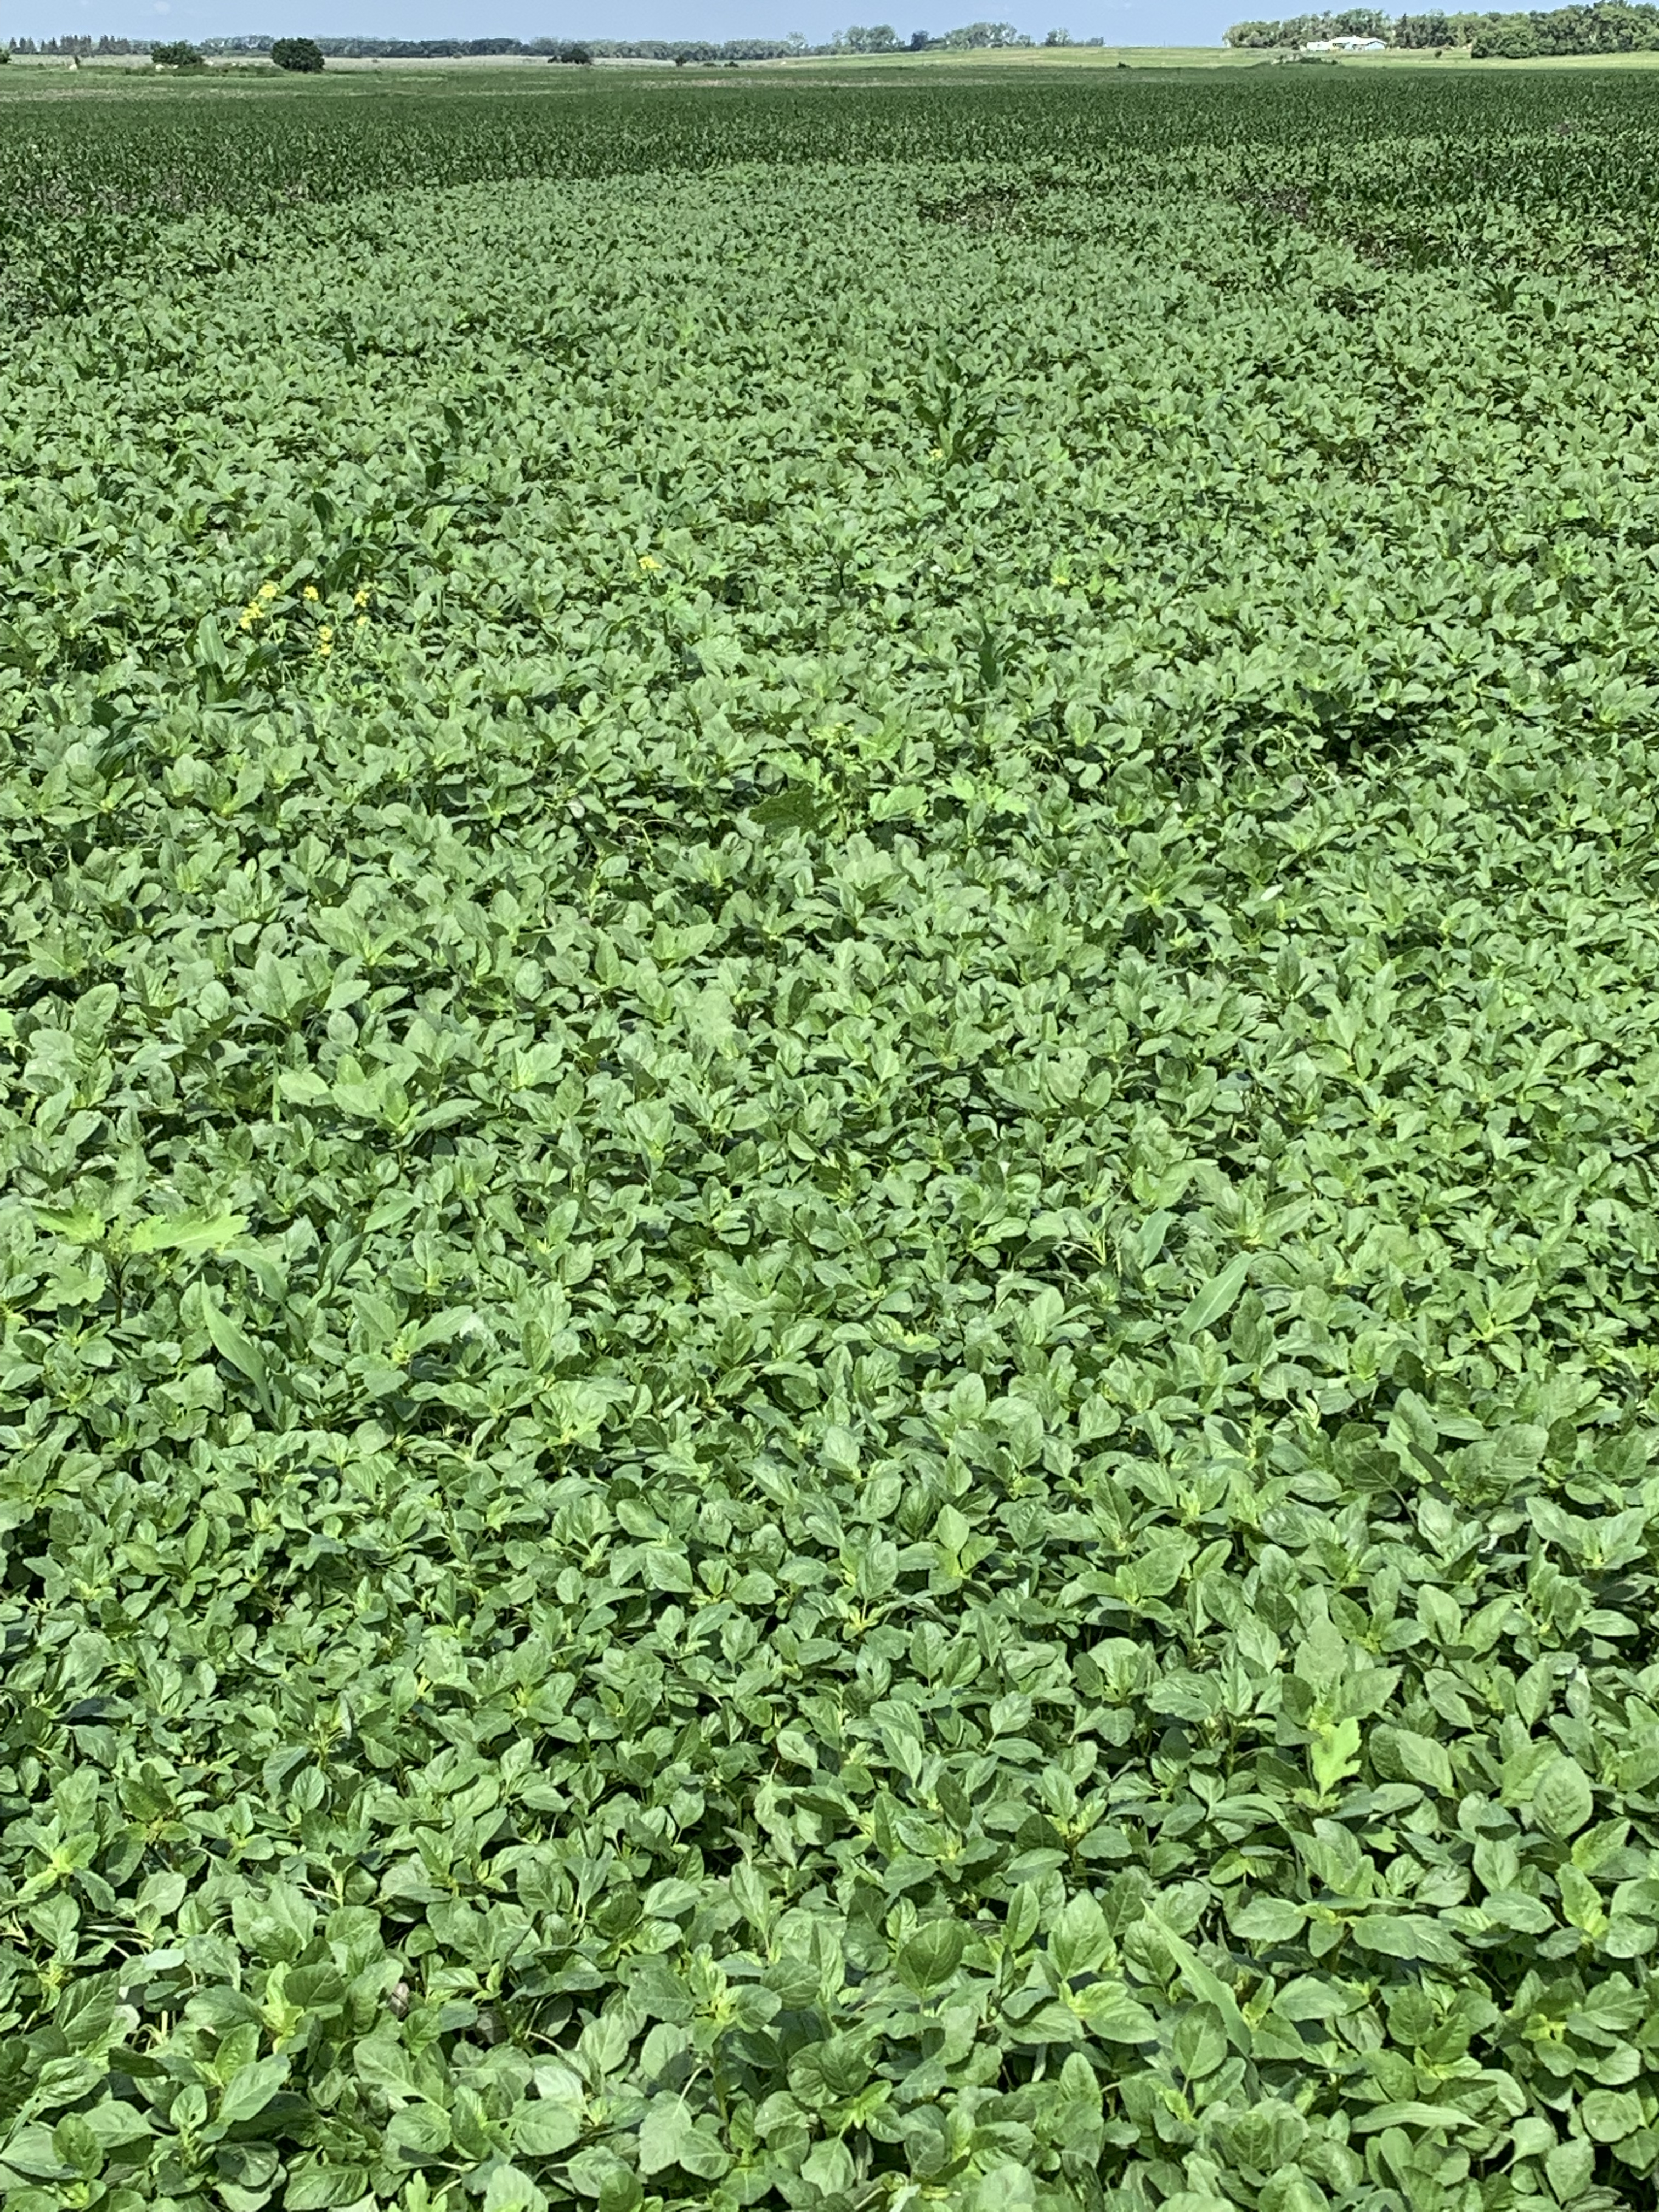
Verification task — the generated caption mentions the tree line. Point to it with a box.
[1225,0,1659,46]
[3,32,798,60]
[834,22,1105,44]
[8,27,1087,63]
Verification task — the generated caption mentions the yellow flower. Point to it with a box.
[637,554,661,572]
[929,445,945,460]
[303,584,319,602]
[317,639,333,658]
[318,625,334,644]
[258,581,279,601]
[353,588,371,608]
[356,614,368,629]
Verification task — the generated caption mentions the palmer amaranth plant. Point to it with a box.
[3,57,1659,2212]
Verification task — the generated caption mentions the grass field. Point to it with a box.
[8,53,1659,2212]
[14,41,1659,97]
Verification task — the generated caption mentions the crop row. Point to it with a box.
[5,67,1659,317]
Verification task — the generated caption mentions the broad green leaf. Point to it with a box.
[1349,1915,1465,1966]
[1350,2102,1477,2134]
[1534,1756,1595,1840]
[128,1207,248,1256]
[1143,1914,1250,2052]
[1176,1254,1251,1340]
[33,1205,105,1246]
[511,2100,583,2157]
[215,2056,289,2129]
[385,2104,452,2161]
[202,1294,269,1398]
[637,2098,730,2179]
[897,1919,967,1994]
[1581,2090,1643,2145]
[1172,2005,1229,2081]
[1228,1897,1306,1944]
[1547,2138,1596,2197]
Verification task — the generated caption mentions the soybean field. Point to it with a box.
[8,57,1659,2212]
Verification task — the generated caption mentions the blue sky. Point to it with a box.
[27,0,1234,52]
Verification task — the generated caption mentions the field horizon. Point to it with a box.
[14,42,1659,86]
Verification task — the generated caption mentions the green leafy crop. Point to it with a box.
[3,58,1659,2212]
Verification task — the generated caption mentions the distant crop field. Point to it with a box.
[7,55,1659,2212]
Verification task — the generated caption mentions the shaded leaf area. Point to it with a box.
[5,126,1659,2212]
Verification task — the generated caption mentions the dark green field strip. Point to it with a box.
[5,66,1659,318]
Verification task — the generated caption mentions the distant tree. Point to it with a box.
[1226,9,1391,41]
[910,26,933,42]
[270,36,325,70]
[546,38,593,60]
[1455,1,1659,53]
[1393,9,1453,37]
[1551,1,1659,48]
[1470,9,1538,46]
[943,19,1020,43]
[1043,24,1073,37]
[843,23,901,47]
[151,40,206,67]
